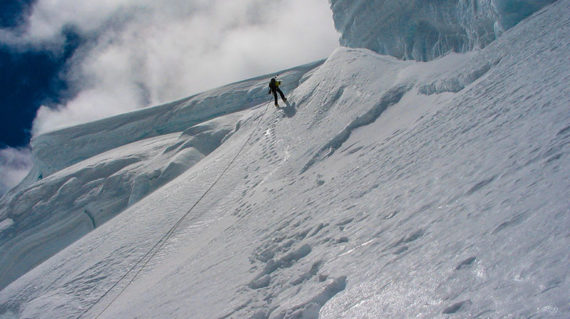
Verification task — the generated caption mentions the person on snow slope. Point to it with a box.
[268,77,287,107]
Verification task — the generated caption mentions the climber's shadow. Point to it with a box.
[281,100,296,118]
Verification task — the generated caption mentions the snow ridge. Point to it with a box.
[301,83,412,173]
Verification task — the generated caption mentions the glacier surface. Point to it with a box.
[330,0,557,61]
[0,0,569,318]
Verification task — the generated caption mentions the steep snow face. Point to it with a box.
[0,61,323,290]
[0,0,568,318]
[330,0,557,61]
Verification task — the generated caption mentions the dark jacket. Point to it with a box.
[268,78,281,93]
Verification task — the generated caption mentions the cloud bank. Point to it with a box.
[0,147,32,195]
[20,0,338,134]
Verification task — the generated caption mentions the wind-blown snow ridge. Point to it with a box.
[301,83,412,173]
[418,57,501,95]
[1,0,569,318]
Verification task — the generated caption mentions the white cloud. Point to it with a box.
[24,0,339,135]
[0,147,32,196]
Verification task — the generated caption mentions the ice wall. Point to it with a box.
[330,0,557,61]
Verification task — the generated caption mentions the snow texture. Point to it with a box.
[330,0,557,61]
[0,0,569,318]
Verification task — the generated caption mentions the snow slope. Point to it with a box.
[0,61,323,290]
[1,0,569,318]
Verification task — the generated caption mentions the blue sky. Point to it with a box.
[0,0,65,148]
[0,27,82,148]
[0,0,339,195]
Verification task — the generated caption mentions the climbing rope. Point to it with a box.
[79,104,270,319]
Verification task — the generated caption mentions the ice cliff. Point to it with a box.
[330,0,557,61]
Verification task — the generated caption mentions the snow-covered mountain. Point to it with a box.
[1,0,569,318]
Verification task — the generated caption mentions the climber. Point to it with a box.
[268,77,287,107]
